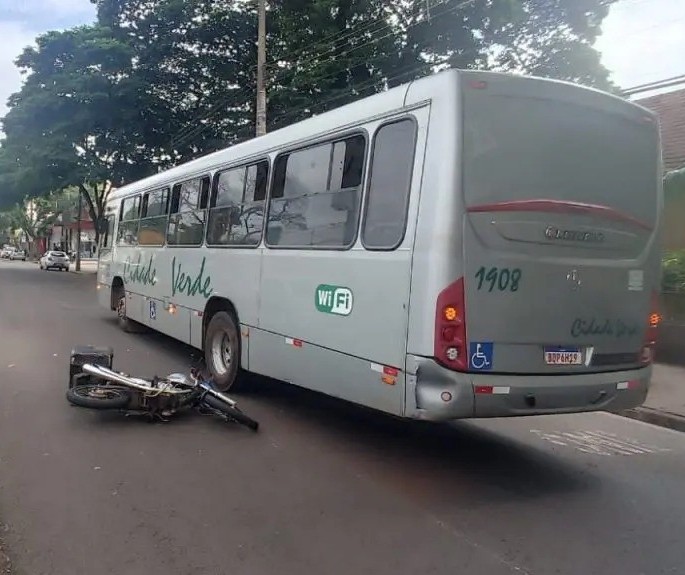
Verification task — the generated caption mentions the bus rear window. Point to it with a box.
[462,93,659,227]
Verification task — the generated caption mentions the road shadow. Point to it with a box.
[103,327,596,502]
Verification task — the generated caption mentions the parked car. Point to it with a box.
[9,250,26,261]
[39,251,70,271]
[1,247,16,259]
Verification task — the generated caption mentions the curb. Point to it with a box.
[620,406,685,433]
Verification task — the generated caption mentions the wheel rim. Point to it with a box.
[210,331,233,376]
[77,385,128,401]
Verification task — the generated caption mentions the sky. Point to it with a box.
[0,0,684,121]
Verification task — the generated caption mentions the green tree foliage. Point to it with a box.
[661,167,685,295]
[95,0,256,157]
[8,196,60,246]
[1,0,618,213]
[0,25,162,235]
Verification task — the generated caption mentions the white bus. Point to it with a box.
[97,68,662,421]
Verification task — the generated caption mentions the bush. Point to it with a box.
[662,250,685,294]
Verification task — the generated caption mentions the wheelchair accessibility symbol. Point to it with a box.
[149,300,157,321]
[469,342,493,371]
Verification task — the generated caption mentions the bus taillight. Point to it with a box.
[435,278,467,371]
[641,291,661,364]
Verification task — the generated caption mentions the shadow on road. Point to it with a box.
[102,324,594,504]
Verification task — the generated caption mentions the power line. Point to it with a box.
[623,74,685,96]
[263,0,465,74]
[179,58,450,159]
[171,0,474,149]
[171,0,460,148]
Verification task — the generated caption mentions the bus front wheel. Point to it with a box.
[115,289,145,334]
[204,311,242,392]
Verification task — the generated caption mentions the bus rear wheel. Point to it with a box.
[204,311,242,392]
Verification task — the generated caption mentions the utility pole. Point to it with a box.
[256,0,267,136]
[75,188,82,272]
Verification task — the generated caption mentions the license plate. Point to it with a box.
[544,347,582,365]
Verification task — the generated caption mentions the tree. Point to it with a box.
[6,196,60,256]
[265,0,618,127]
[0,25,166,241]
[95,0,257,157]
[1,0,619,218]
[91,0,620,151]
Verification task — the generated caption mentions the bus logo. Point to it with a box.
[315,285,353,316]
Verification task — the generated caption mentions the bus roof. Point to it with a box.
[108,68,653,202]
[108,68,426,202]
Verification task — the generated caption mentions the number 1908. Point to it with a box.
[475,266,522,292]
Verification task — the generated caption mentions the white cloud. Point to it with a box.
[0,0,95,130]
[596,0,685,89]
[0,21,36,120]
[0,0,95,24]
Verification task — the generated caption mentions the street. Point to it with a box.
[0,259,683,575]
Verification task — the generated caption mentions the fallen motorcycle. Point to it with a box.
[66,345,258,431]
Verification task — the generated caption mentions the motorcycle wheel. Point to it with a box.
[67,384,132,410]
[203,395,259,431]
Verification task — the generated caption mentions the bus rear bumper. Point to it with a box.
[406,355,651,421]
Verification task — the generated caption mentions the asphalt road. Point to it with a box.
[0,259,683,575]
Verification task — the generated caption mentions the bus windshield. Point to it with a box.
[462,91,660,227]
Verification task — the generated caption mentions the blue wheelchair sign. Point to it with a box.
[149,300,156,320]
[469,342,493,371]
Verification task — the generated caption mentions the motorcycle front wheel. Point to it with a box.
[67,384,132,410]
[203,395,259,431]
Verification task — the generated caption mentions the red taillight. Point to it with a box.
[435,278,467,371]
[640,290,661,364]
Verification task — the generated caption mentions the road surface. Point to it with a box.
[0,259,683,575]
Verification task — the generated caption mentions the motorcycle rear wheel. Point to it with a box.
[67,384,132,410]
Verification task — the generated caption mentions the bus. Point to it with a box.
[96,68,663,421]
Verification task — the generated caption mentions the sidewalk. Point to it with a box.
[622,363,685,432]
[69,258,97,274]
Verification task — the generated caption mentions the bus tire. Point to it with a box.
[115,289,146,334]
[204,311,242,392]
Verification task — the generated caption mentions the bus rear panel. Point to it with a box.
[409,71,662,421]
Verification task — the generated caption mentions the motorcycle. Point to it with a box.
[66,347,258,431]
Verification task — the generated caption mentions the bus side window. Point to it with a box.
[266,134,366,248]
[362,119,417,250]
[100,215,115,250]
[117,195,141,246]
[167,177,209,246]
[207,160,268,247]
[139,188,169,246]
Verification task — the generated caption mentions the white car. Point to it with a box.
[1,247,16,259]
[39,251,70,271]
[9,249,26,261]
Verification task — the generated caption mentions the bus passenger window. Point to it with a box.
[266,134,366,248]
[207,160,268,247]
[362,119,417,250]
[100,215,115,250]
[117,195,141,246]
[167,176,209,246]
[139,188,169,246]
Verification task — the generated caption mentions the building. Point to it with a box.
[636,88,685,172]
[636,88,685,251]
[49,210,96,257]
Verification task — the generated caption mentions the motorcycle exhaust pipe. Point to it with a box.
[82,363,191,395]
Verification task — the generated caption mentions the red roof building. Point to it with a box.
[636,88,685,172]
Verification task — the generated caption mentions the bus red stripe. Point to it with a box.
[467,199,652,231]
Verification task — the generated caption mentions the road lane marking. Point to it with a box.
[529,429,671,456]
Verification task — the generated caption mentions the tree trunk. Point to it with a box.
[78,182,100,246]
